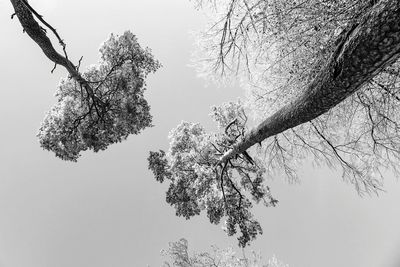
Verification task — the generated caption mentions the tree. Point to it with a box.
[149,101,278,247]
[10,0,160,161]
[161,238,288,267]
[195,0,400,187]
[150,0,400,246]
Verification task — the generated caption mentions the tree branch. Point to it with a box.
[10,0,105,112]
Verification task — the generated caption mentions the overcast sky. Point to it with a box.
[0,1,400,267]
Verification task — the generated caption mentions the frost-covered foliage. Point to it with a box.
[148,101,277,247]
[191,0,400,194]
[161,238,288,267]
[38,31,160,161]
[193,0,373,113]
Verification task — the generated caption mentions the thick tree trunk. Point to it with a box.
[220,0,400,164]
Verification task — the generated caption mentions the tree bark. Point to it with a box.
[220,0,400,164]
[10,0,98,101]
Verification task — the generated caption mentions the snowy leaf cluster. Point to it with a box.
[38,31,161,161]
[149,102,277,247]
[194,0,372,114]
[162,238,288,267]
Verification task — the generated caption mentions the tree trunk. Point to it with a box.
[220,0,400,164]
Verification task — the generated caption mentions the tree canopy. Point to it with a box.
[11,0,400,252]
[38,31,160,161]
[149,101,278,247]
[10,0,160,161]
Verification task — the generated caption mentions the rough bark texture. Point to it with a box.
[220,0,400,163]
[10,0,97,98]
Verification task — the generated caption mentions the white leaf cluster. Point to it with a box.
[162,238,289,267]
[38,31,160,161]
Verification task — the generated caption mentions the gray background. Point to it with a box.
[0,0,399,266]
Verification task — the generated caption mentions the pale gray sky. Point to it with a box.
[0,1,400,267]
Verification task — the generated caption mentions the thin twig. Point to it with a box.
[51,63,57,73]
